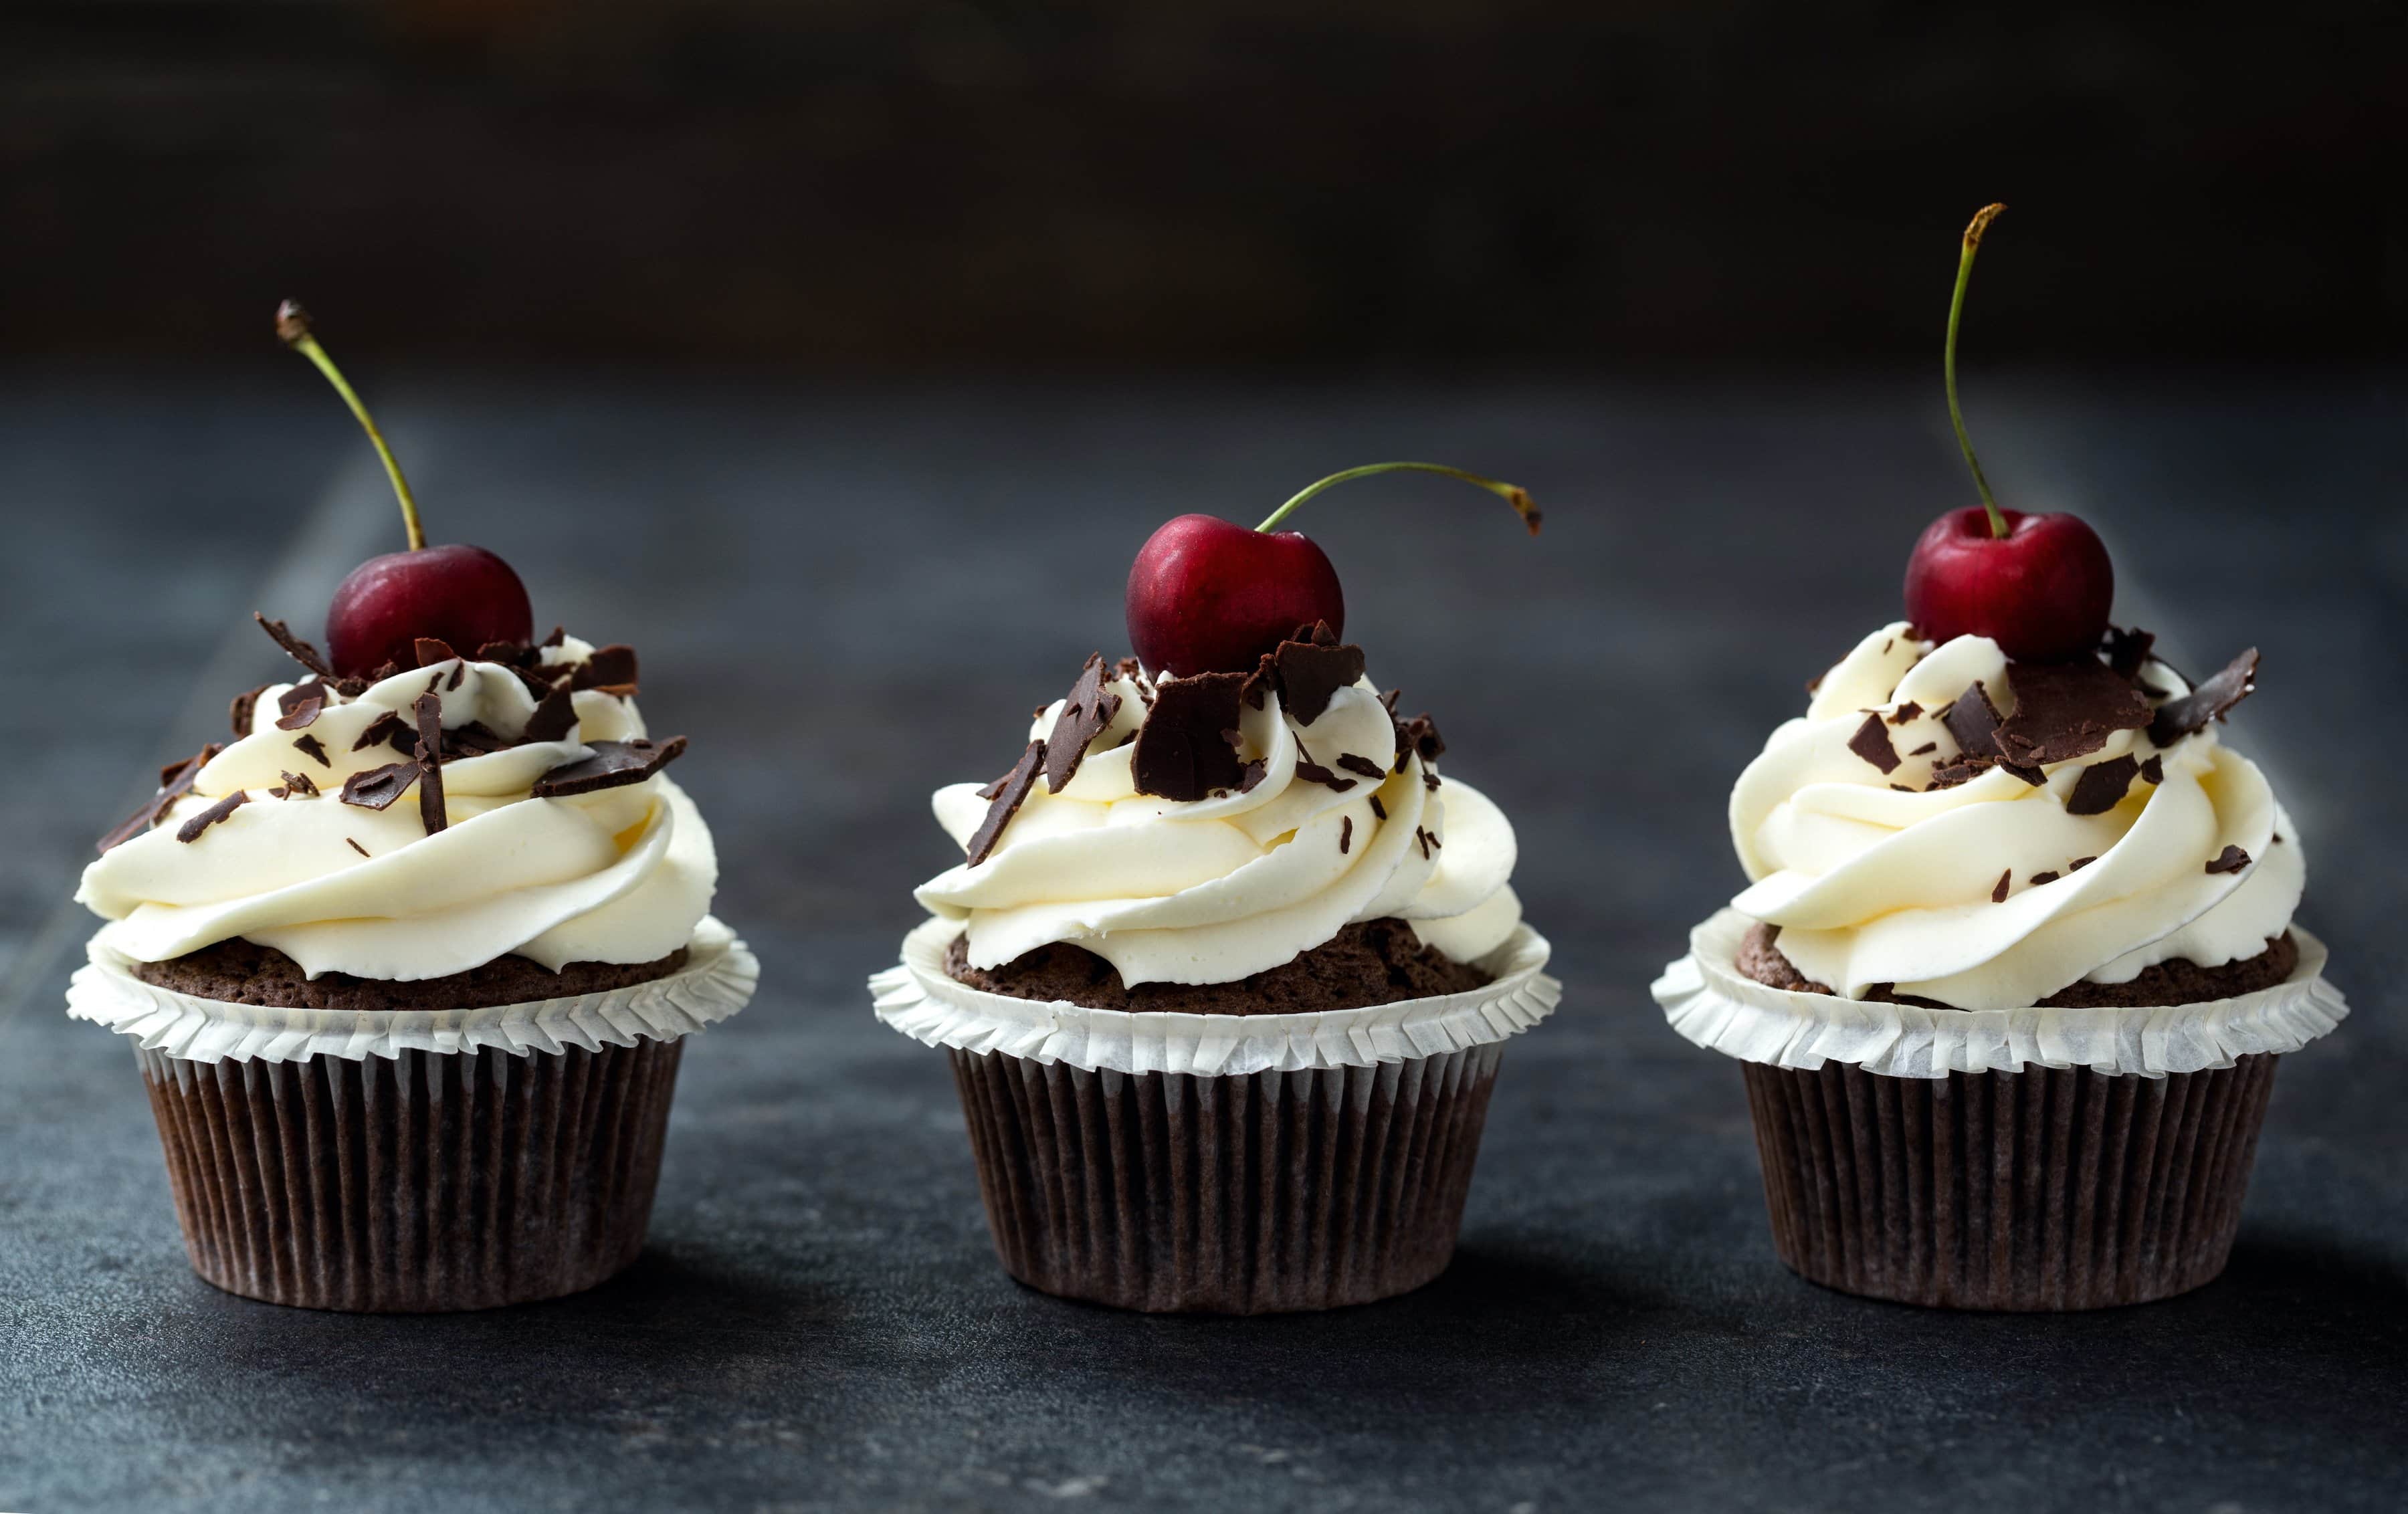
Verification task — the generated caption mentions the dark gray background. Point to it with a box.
[1,370,2401,1511]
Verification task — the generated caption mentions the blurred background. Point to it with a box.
[3,0,2400,370]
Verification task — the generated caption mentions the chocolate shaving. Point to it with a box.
[2001,762,2046,786]
[1926,760,1981,791]
[1993,660,2151,768]
[413,693,447,835]
[1237,758,1267,793]
[447,661,465,690]
[354,710,415,757]
[1889,701,1923,725]
[529,736,689,798]
[1294,758,1357,792]
[1423,770,1440,792]
[965,740,1043,866]
[2148,649,2260,749]
[274,681,329,730]
[1240,653,1278,712]
[1336,752,1387,780]
[2070,855,2097,871]
[1848,714,1902,774]
[1908,742,1938,756]
[2031,870,2061,887]
[414,637,461,667]
[292,733,330,767]
[1415,827,1433,860]
[230,684,269,738]
[540,625,567,649]
[510,663,564,700]
[476,640,530,665]
[345,837,369,858]
[571,645,639,693]
[1396,713,1445,770]
[521,686,579,744]
[1339,816,1353,855]
[2066,755,2141,817]
[1043,653,1122,794]
[1368,794,1387,821]
[340,762,421,811]
[1131,672,1248,800]
[441,721,508,759]
[2206,845,2251,875]
[254,613,333,678]
[2104,626,2156,682]
[1991,869,2011,903]
[96,743,223,853]
[1270,630,1367,725]
[1940,682,2004,762]
[2140,755,2165,785]
[175,790,249,843]
[272,769,319,798]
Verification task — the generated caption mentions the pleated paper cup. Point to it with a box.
[872,917,1561,1313]
[68,917,759,1313]
[1654,909,2347,1310]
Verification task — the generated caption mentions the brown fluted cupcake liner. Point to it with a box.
[948,1042,1504,1313]
[136,1039,684,1312]
[1740,1055,2279,1310]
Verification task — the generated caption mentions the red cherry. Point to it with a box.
[1904,507,2113,661]
[326,544,534,677]
[1126,515,1345,676]
[1124,463,1537,676]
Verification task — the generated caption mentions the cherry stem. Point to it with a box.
[1254,461,1541,536]
[1946,204,2009,540]
[276,300,425,551]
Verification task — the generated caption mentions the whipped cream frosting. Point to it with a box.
[1729,622,2302,1012]
[916,668,1522,986]
[77,635,716,981]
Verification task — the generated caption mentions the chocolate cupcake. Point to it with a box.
[1653,209,2346,1311]
[64,306,755,1311]
[873,463,1559,1313]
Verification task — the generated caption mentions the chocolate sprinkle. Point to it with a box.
[521,686,579,744]
[353,710,415,756]
[2031,871,2062,887]
[1368,794,1387,821]
[229,684,269,738]
[2148,649,2261,749]
[254,613,333,678]
[965,740,1043,866]
[529,736,690,799]
[340,761,421,811]
[345,837,369,858]
[1848,713,1902,774]
[1336,752,1387,780]
[2206,845,2251,875]
[1270,628,1367,725]
[2140,755,2165,785]
[1991,869,2011,903]
[175,790,249,843]
[1993,660,2151,768]
[292,733,330,767]
[413,693,447,835]
[1042,653,1122,794]
[1339,816,1353,855]
[96,743,223,853]
[2104,626,2156,681]
[274,681,328,730]
[414,637,461,667]
[1890,701,1924,725]
[1131,672,1248,801]
[2066,754,2141,817]
[1415,827,1433,860]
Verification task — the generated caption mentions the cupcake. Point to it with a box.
[872,464,1560,1313]
[1653,208,2345,1310]
[64,305,755,1311]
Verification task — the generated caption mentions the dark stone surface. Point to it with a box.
[1,370,2402,1512]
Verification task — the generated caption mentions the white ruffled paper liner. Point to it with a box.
[871,915,1560,1077]
[67,915,759,1065]
[1653,907,2346,1080]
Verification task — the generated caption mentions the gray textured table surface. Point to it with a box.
[3,371,2403,1513]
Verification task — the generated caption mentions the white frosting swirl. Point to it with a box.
[916,671,1521,986]
[1729,622,2302,1012]
[76,636,716,981]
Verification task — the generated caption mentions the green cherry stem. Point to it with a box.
[1253,461,1541,535]
[1945,204,2009,540]
[276,300,425,551]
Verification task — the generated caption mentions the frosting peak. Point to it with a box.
[1730,622,2301,1012]
[78,633,716,981]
